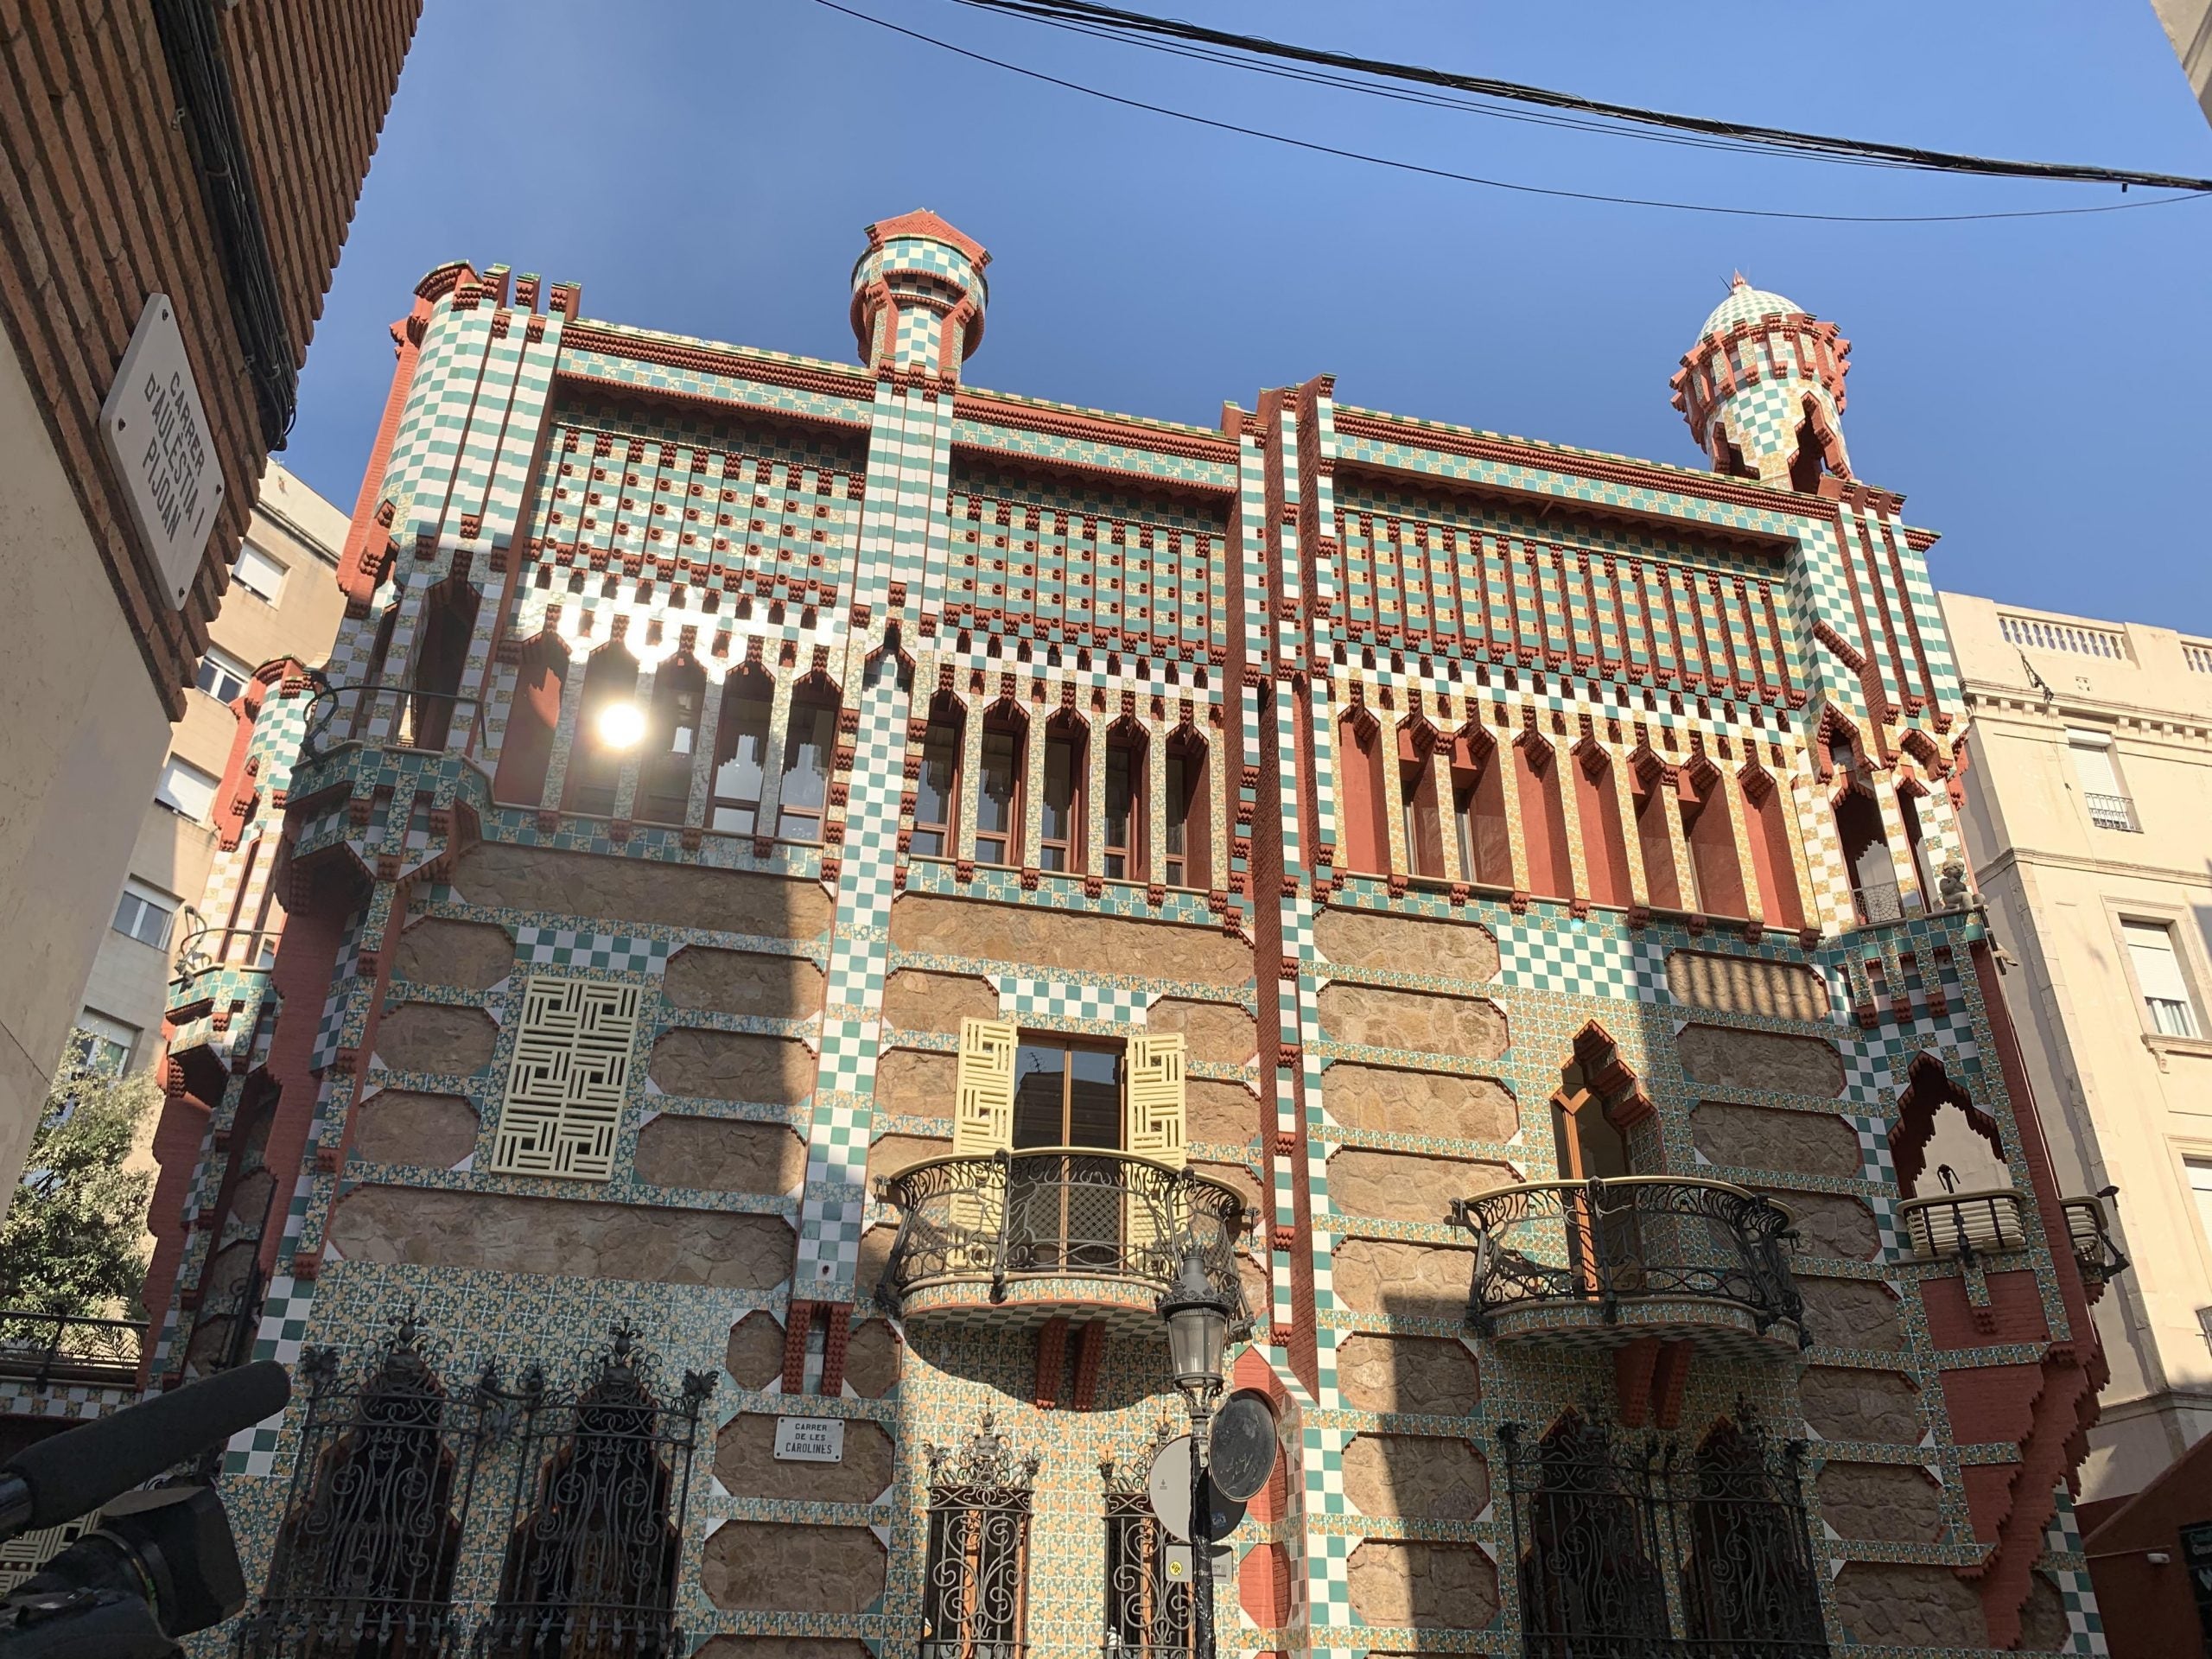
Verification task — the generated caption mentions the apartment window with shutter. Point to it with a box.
[232,542,288,603]
[194,646,254,704]
[112,880,179,950]
[2188,1159,2212,1254]
[2123,920,2201,1039]
[156,756,220,823]
[2069,729,2137,832]
[71,1010,139,1077]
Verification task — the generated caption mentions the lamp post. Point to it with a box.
[1158,1251,1230,1659]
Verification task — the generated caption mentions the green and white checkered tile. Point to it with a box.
[805,1097,874,1186]
[2041,1484,2108,1656]
[815,1017,878,1095]
[797,1192,867,1294]
[513,925,671,974]
[992,978,1153,1024]
[1494,920,1657,1000]
[308,909,366,1073]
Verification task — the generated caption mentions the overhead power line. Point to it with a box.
[814,0,2212,224]
[950,0,2212,194]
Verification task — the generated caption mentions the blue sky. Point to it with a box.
[286,0,2212,628]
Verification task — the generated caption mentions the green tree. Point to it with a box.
[0,1035,158,1316]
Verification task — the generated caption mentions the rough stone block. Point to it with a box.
[702,1521,885,1613]
[1324,1065,1519,1144]
[726,1311,785,1389]
[874,1048,956,1122]
[328,1189,793,1288]
[634,1116,806,1193]
[1237,1253,1269,1325]
[2017,1572,2071,1652]
[1675,1025,1843,1097]
[1331,1239,1477,1322]
[665,947,823,1020]
[1692,1103,1859,1179]
[1335,1334,1479,1417]
[1315,983,1507,1061]
[1189,1080,1258,1148]
[1802,1367,1921,1443]
[350,1089,478,1168]
[1328,1147,1515,1225]
[880,969,1000,1033]
[856,1223,898,1298]
[393,918,515,989]
[1818,1461,1942,1542]
[1342,1433,1489,1521]
[1345,1539,1498,1631]
[650,1029,816,1103]
[453,843,831,938]
[1317,909,1498,982]
[1665,950,1829,1020]
[715,1413,894,1504]
[890,895,1249,984]
[1146,999,1255,1065]
[1775,1191,1879,1261]
[1832,1562,1986,1649]
[375,1003,499,1077]
[843,1318,899,1397]
[869,1133,951,1182]
[1797,1276,1905,1351]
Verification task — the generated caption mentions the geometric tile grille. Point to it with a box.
[490,976,641,1180]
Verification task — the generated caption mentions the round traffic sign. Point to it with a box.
[1145,1433,1247,1542]
[1207,1390,1280,1503]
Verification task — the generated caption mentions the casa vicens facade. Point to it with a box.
[131,214,2132,1657]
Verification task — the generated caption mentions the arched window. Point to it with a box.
[1572,745,1632,909]
[1630,759,1682,911]
[976,705,1027,867]
[1680,763,1747,918]
[1040,714,1087,874]
[1736,766,1806,931]
[922,1421,1036,1659]
[1513,1410,1670,1653]
[912,695,964,857]
[1515,735,1572,900]
[1827,731,1898,924]
[564,647,640,817]
[1163,728,1209,890]
[1336,709,1390,875]
[1898,786,1939,908]
[637,657,705,826]
[1103,721,1146,880]
[1678,1416,1825,1651]
[407,574,479,752]
[1452,727,1511,888]
[493,639,568,809]
[349,604,401,740]
[709,668,774,836]
[1398,725,1446,880]
[773,679,840,844]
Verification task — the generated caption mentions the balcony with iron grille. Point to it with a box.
[0,1310,146,1390]
[1452,1176,1808,1354]
[874,1148,1254,1335]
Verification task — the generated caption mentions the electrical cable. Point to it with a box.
[950,0,2212,193]
[814,0,2212,224]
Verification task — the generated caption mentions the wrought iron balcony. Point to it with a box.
[2063,1192,2130,1302]
[299,677,480,762]
[0,1309,146,1388]
[1896,1186,2026,1262]
[1452,1177,1808,1352]
[2084,791,2139,832]
[875,1148,1253,1335]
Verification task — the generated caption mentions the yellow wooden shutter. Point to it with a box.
[1124,1033,1187,1168]
[952,1017,1018,1154]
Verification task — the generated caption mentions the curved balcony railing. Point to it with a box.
[172,919,283,985]
[1452,1176,1808,1349]
[1896,1186,2026,1262]
[300,677,480,762]
[875,1148,1252,1331]
[2063,1191,2130,1300]
[0,1309,146,1387]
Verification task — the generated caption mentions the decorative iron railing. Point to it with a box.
[238,1319,714,1659]
[173,920,284,983]
[1103,1426,1194,1659]
[2083,791,2139,833]
[875,1148,1251,1325]
[300,678,480,762]
[1498,1408,1829,1658]
[2062,1192,2130,1301]
[1896,1187,2026,1262]
[922,1417,1038,1659]
[1452,1177,1808,1347]
[0,1309,145,1387]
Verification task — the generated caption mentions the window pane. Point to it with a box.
[73,1010,138,1076]
[2190,1159,2212,1253]
[1041,735,1077,871]
[1013,1042,1069,1147]
[977,729,1020,862]
[233,543,287,601]
[714,695,772,823]
[156,758,219,821]
[194,646,252,702]
[114,882,177,949]
[914,721,958,858]
[779,702,836,812]
[1067,1046,1122,1148]
[2126,921,2198,1036]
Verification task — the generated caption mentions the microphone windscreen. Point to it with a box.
[3,1359,291,1528]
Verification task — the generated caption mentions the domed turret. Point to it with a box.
[850,209,989,383]
[1670,274,1852,492]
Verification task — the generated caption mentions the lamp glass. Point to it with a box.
[1160,1255,1230,1393]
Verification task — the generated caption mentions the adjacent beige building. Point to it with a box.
[74,462,348,1078]
[2152,0,2212,124]
[1942,591,2212,1503]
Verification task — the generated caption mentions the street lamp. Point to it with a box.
[1158,1250,1231,1659]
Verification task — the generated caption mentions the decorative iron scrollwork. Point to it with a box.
[1102,1421,1192,1659]
[922,1416,1037,1659]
